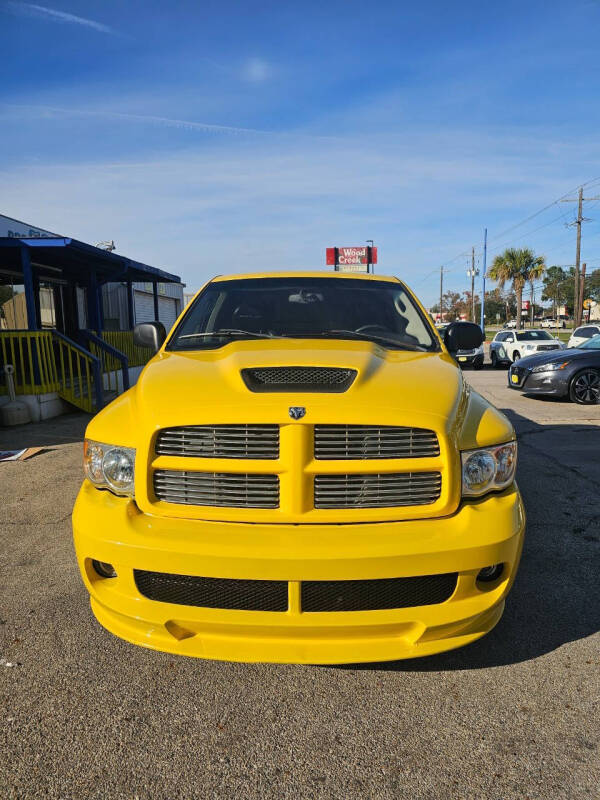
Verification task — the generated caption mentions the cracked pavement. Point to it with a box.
[1,369,599,799]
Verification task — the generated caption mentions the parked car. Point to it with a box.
[508,333,600,404]
[455,343,484,369]
[490,329,565,367]
[567,324,600,349]
[504,319,517,328]
[72,272,524,665]
[540,318,566,329]
[436,323,484,368]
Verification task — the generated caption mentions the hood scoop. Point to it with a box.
[241,366,357,393]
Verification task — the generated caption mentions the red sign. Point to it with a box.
[326,246,378,270]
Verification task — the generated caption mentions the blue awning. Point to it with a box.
[0,236,181,284]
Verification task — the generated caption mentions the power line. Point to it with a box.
[561,186,600,325]
[441,175,600,269]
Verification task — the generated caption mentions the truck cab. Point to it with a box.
[72,272,524,664]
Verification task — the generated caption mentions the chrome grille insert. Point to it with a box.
[156,425,279,459]
[314,425,439,460]
[314,472,441,508]
[154,470,279,508]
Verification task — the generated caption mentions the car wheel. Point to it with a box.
[491,351,498,369]
[512,351,521,362]
[569,369,600,404]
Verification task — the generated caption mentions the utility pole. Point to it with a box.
[466,247,479,323]
[480,228,487,333]
[561,187,600,326]
[574,187,582,326]
[581,262,587,320]
[530,280,535,327]
[439,266,444,323]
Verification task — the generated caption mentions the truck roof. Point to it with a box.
[210,271,401,283]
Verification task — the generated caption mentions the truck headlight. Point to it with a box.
[461,442,517,497]
[83,439,136,497]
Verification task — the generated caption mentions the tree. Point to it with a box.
[475,287,512,325]
[586,269,600,303]
[542,266,571,317]
[488,248,545,329]
[441,290,462,321]
[0,285,14,305]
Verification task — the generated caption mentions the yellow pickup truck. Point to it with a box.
[72,272,524,664]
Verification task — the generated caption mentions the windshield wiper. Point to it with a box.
[178,329,282,340]
[324,330,430,352]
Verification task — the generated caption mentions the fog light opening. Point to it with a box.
[477,563,504,583]
[92,560,117,579]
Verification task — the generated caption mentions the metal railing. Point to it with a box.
[0,327,154,414]
[101,330,153,368]
[0,330,103,412]
[82,331,130,396]
[53,331,103,412]
[0,331,58,395]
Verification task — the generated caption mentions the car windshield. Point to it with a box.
[515,330,554,341]
[578,334,600,350]
[168,277,438,351]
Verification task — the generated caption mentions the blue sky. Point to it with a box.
[2,0,600,304]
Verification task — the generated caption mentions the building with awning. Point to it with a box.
[0,214,184,421]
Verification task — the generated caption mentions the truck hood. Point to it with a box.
[132,339,465,432]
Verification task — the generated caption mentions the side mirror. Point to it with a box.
[134,321,167,353]
[444,321,484,353]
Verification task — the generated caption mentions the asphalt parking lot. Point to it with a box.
[1,367,599,800]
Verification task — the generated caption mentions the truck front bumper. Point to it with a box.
[72,482,525,664]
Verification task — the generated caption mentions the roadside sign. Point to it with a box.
[583,298,593,309]
[326,246,378,272]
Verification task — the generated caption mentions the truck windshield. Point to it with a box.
[168,277,438,352]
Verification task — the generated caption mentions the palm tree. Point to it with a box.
[488,248,545,330]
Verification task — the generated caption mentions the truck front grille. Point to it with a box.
[301,574,457,611]
[134,571,288,611]
[241,366,357,392]
[314,425,439,459]
[314,472,441,508]
[133,570,457,612]
[156,425,279,459]
[153,470,279,508]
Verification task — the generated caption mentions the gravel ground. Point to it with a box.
[1,369,599,799]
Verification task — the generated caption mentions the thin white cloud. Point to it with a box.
[5,2,117,35]
[241,57,272,83]
[0,103,341,140]
[0,102,268,136]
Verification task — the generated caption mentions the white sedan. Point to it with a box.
[567,324,600,349]
[490,329,565,367]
